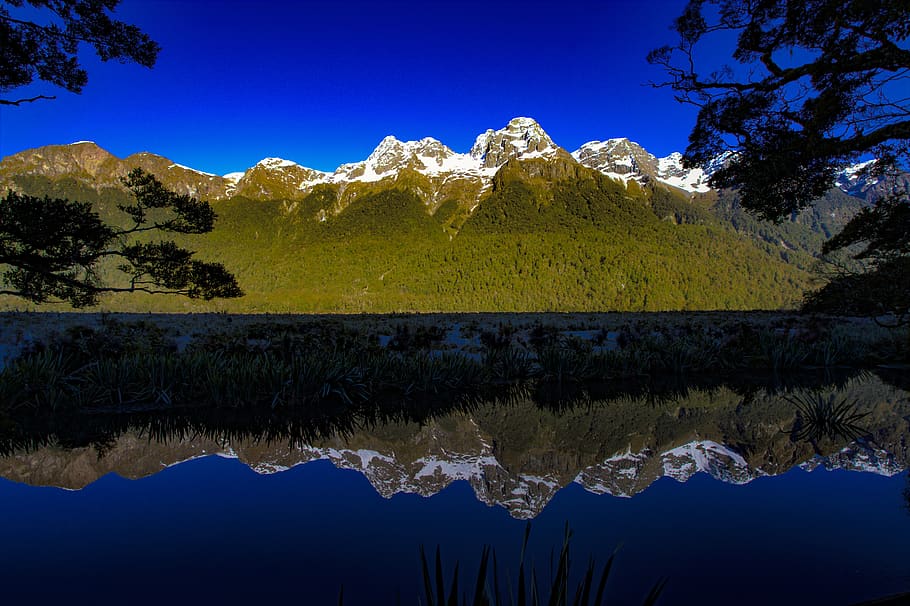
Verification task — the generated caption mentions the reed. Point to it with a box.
[415,524,665,606]
[787,390,870,443]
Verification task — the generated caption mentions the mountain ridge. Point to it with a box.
[2,117,898,206]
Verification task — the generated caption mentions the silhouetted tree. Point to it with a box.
[0,168,243,306]
[649,0,909,219]
[803,195,909,325]
[0,0,159,105]
[650,0,909,320]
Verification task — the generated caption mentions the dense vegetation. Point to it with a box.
[1,162,823,313]
[1,313,904,417]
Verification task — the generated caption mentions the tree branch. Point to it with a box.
[0,95,57,106]
[834,119,910,155]
[0,13,123,52]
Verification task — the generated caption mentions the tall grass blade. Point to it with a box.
[576,557,595,606]
[592,553,615,606]
[420,545,434,606]
[517,523,531,606]
[546,524,571,606]
[471,545,490,606]
[447,561,459,606]
[642,578,668,606]
[435,545,445,606]
[493,550,502,606]
[529,568,540,606]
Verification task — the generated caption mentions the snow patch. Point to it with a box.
[256,157,300,169]
[168,162,216,177]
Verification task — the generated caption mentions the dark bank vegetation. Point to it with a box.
[0,314,905,418]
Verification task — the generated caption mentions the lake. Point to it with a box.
[0,371,908,604]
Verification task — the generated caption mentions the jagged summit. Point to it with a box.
[344,135,470,180]
[572,138,714,193]
[470,116,561,168]
[256,157,301,169]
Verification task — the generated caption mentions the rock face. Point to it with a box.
[0,141,232,199]
[333,136,481,183]
[572,138,658,181]
[232,157,330,199]
[470,117,564,168]
[571,139,717,194]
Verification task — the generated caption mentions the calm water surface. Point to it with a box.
[1,373,908,604]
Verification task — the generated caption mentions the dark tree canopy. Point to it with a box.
[0,0,159,105]
[803,195,910,325]
[649,0,910,221]
[0,169,243,307]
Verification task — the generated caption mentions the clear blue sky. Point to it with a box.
[0,0,698,175]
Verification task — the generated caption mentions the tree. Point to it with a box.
[650,0,910,322]
[803,194,910,325]
[648,0,910,220]
[0,168,243,307]
[0,0,159,105]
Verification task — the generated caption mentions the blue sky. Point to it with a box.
[0,0,699,175]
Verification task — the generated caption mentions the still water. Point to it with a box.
[0,373,908,604]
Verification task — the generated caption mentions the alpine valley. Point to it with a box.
[0,117,898,313]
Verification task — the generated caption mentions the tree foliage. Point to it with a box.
[0,0,159,105]
[804,196,910,325]
[651,0,910,323]
[0,169,243,307]
[649,0,910,220]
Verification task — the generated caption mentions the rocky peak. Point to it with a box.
[362,135,458,175]
[655,152,713,193]
[572,138,658,181]
[470,117,561,168]
[0,141,118,179]
[834,159,910,202]
[364,135,407,172]
[256,157,302,170]
[334,135,473,183]
[572,140,718,194]
[234,157,330,198]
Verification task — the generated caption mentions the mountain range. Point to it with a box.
[1,117,904,312]
[1,117,892,203]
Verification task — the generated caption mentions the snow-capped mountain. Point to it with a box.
[0,118,717,203]
[470,116,566,168]
[5,119,905,205]
[333,135,485,183]
[571,139,718,193]
[834,159,910,202]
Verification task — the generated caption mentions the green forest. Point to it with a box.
[2,160,843,313]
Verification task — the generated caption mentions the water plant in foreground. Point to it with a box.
[413,524,665,606]
[787,390,870,444]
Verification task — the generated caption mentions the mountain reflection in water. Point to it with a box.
[1,371,909,605]
[1,371,907,519]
